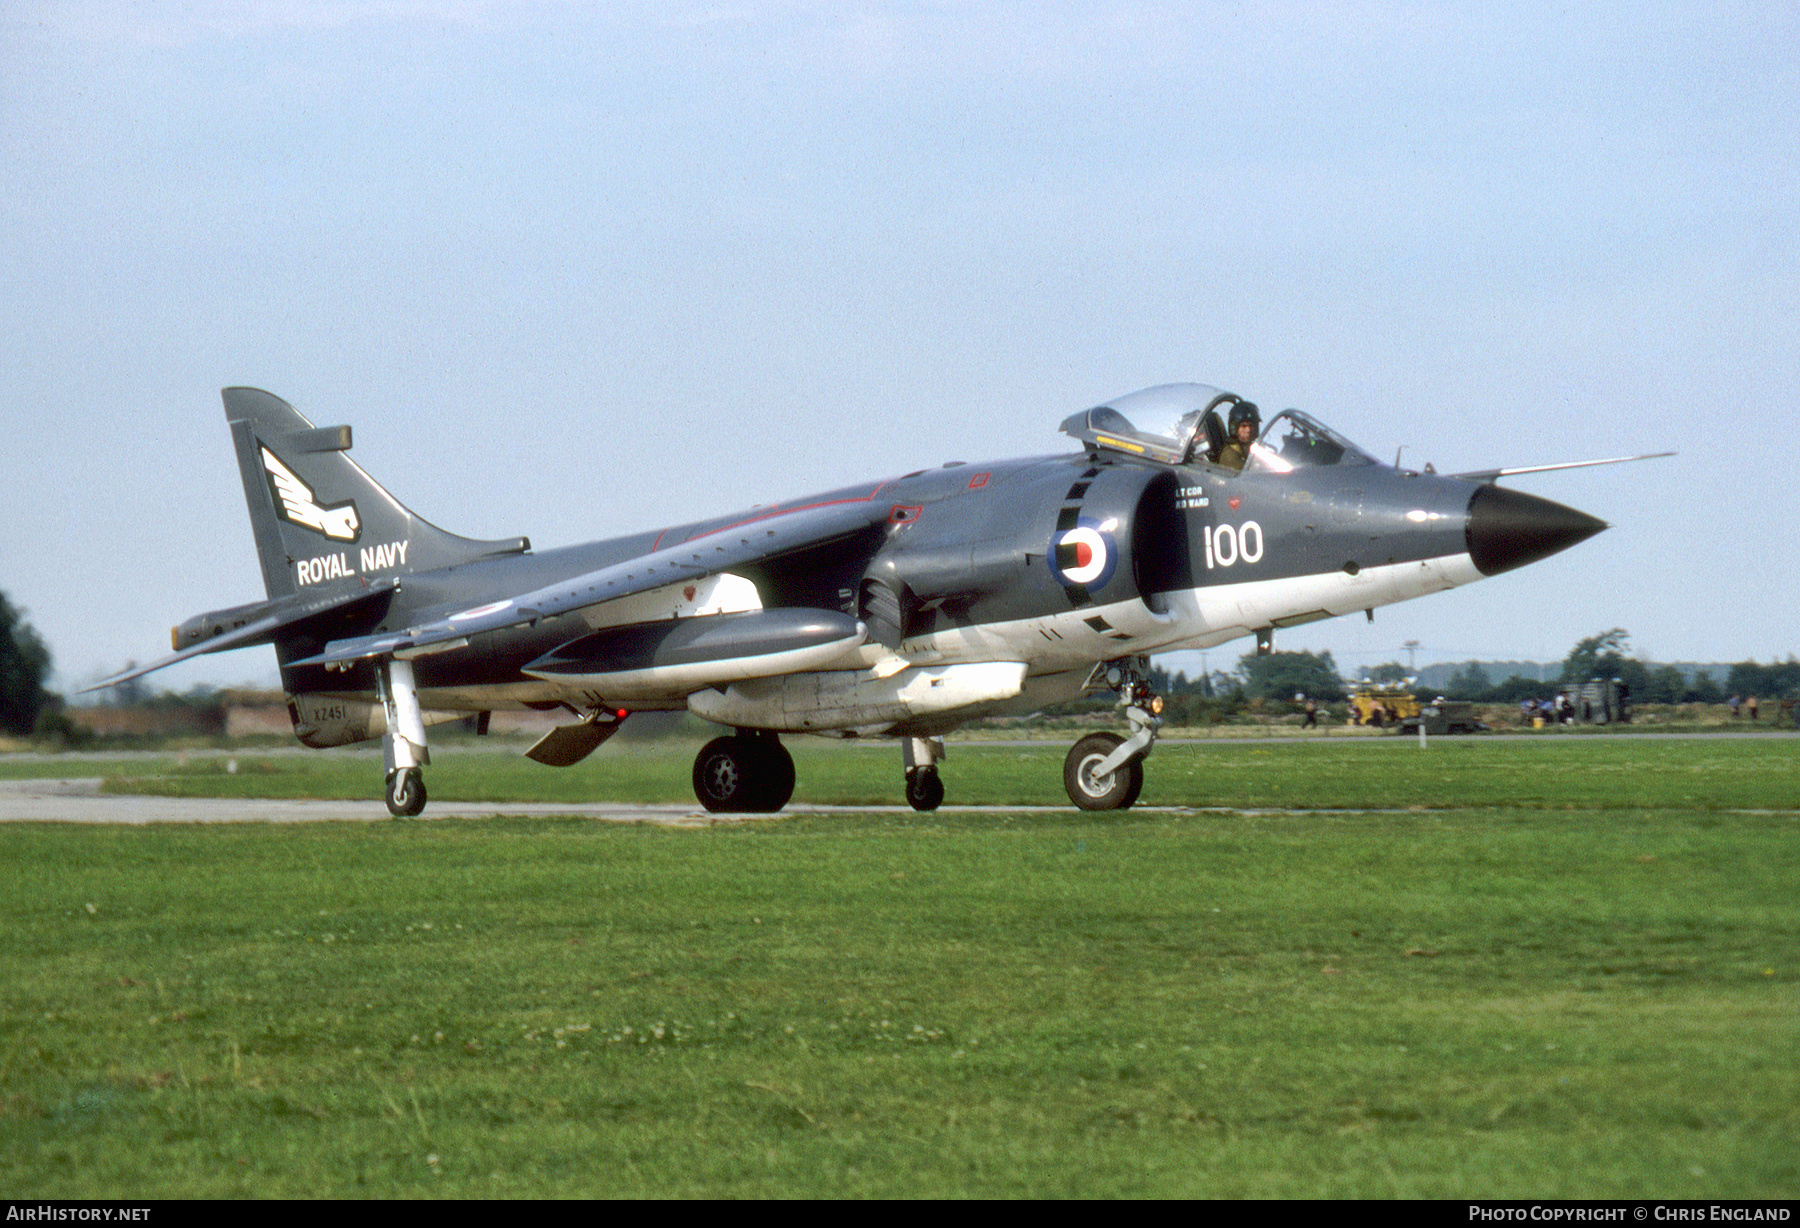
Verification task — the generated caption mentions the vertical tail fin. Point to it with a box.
[225,388,529,598]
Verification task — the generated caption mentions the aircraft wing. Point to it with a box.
[288,489,893,667]
[83,579,401,692]
[1449,452,1674,483]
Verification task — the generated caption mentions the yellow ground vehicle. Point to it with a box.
[1348,686,1420,728]
[1349,686,1486,734]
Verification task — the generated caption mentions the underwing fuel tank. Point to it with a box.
[521,608,867,700]
[687,660,1028,732]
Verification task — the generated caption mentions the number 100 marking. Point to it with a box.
[1204,521,1263,569]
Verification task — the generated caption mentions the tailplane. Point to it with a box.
[225,388,528,598]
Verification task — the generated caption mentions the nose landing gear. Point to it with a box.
[1062,658,1162,811]
[1064,732,1143,810]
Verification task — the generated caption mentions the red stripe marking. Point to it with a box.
[681,486,889,543]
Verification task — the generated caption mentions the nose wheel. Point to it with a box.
[1063,733,1144,811]
[692,732,795,813]
[1061,658,1162,811]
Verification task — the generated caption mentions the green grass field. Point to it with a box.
[1,736,1795,1197]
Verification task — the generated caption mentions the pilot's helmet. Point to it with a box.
[1228,402,1261,436]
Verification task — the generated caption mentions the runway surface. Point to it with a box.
[0,777,1087,826]
[4,730,1791,825]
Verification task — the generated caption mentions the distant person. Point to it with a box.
[1302,697,1319,728]
[1746,694,1759,721]
[1729,694,1741,718]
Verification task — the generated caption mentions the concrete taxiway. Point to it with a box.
[0,777,1083,826]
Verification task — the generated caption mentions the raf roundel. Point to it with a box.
[1052,517,1118,589]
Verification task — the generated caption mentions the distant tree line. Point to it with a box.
[1158,629,1800,718]
[0,593,67,738]
[1141,650,1347,725]
[1424,629,1800,704]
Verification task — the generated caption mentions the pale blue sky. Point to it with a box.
[4,2,1795,691]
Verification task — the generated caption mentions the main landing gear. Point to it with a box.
[692,730,795,813]
[1062,660,1163,811]
[690,729,948,813]
[680,661,1162,815]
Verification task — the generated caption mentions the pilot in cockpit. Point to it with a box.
[1216,402,1261,471]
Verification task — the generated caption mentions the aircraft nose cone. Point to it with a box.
[1465,484,1608,576]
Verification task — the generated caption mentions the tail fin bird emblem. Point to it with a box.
[261,445,361,542]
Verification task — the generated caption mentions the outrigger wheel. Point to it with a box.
[692,732,796,813]
[385,767,427,818]
[1063,733,1145,811]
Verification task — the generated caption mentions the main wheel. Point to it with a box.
[386,767,427,817]
[905,769,945,812]
[692,735,795,813]
[1063,733,1144,811]
[752,738,796,812]
[693,737,754,811]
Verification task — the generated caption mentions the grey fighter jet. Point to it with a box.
[93,384,1654,816]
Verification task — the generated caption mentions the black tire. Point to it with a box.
[1118,758,1145,809]
[693,737,754,812]
[752,738,796,812]
[386,767,427,817]
[692,735,795,813]
[905,769,945,812]
[1063,733,1144,811]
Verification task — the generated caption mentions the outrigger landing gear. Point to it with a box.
[692,730,795,813]
[903,736,946,812]
[378,657,431,817]
[1063,658,1163,811]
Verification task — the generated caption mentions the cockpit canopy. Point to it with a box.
[1060,383,1379,474]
